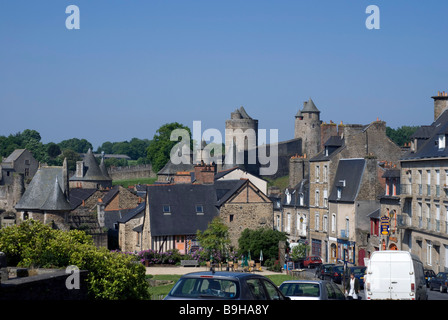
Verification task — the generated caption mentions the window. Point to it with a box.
[286,213,291,233]
[299,193,304,206]
[262,279,283,300]
[427,241,432,266]
[163,205,171,215]
[315,213,320,231]
[331,214,336,233]
[436,205,441,232]
[246,279,267,300]
[323,215,328,232]
[337,187,342,200]
[323,165,328,182]
[315,190,320,207]
[316,165,320,182]
[229,214,234,223]
[439,135,446,150]
[323,189,328,207]
[196,205,204,215]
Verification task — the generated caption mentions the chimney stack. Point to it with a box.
[432,91,448,121]
[194,161,216,184]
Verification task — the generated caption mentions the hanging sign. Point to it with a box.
[380,215,390,236]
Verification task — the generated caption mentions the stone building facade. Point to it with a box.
[396,92,448,272]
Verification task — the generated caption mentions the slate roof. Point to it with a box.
[402,109,448,161]
[15,166,71,211]
[69,188,97,210]
[328,159,366,202]
[310,136,345,162]
[157,160,195,176]
[117,201,146,224]
[302,98,320,113]
[2,149,26,163]
[146,180,246,237]
[70,148,111,182]
[281,179,309,208]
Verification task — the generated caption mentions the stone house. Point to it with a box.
[303,119,403,264]
[14,161,72,229]
[272,179,310,245]
[397,91,448,273]
[0,149,39,185]
[0,149,38,221]
[119,162,273,253]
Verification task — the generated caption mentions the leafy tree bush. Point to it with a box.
[196,217,230,263]
[0,220,149,300]
[238,228,288,264]
[146,122,191,173]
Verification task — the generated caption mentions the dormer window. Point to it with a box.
[163,205,171,215]
[337,187,342,200]
[196,205,204,215]
[438,134,446,150]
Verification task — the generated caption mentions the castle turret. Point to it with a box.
[224,106,258,173]
[294,98,322,159]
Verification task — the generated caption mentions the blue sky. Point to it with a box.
[1,1,447,149]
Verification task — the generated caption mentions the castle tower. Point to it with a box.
[294,98,322,159]
[224,106,258,172]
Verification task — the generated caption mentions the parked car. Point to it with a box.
[303,256,322,269]
[428,272,448,293]
[424,269,436,288]
[344,266,367,289]
[164,271,290,300]
[325,265,345,284]
[279,280,346,300]
[315,263,335,280]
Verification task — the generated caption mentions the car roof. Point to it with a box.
[280,280,329,285]
[179,271,268,280]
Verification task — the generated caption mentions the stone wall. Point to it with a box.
[220,202,273,248]
[108,164,155,181]
[0,269,88,300]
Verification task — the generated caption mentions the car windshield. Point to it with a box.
[280,283,320,298]
[169,277,239,299]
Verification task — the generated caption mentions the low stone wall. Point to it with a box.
[108,164,155,181]
[0,269,88,300]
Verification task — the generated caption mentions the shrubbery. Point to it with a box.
[0,220,149,300]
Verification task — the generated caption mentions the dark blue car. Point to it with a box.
[164,271,290,300]
[429,272,448,293]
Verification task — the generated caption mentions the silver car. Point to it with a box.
[279,280,346,300]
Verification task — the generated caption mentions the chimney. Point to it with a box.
[76,161,84,178]
[173,171,191,184]
[194,161,216,184]
[433,91,448,121]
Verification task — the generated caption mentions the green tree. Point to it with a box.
[58,149,81,171]
[238,228,288,264]
[386,126,419,147]
[290,243,309,261]
[196,217,230,263]
[58,138,93,153]
[0,220,149,300]
[146,122,191,173]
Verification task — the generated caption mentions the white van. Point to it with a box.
[364,250,427,300]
